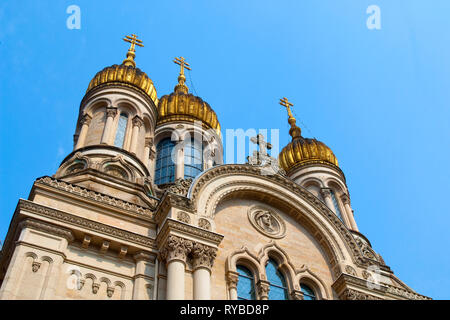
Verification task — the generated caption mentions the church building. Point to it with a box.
[0,35,429,300]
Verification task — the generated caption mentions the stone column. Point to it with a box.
[175,140,184,180]
[159,235,193,300]
[101,107,118,144]
[133,252,156,300]
[256,280,271,300]
[144,137,153,169]
[320,188,336,214]
[191,243,217,300]
[226,271,239,300]
[129,116,144,154]
[341,194,359,232]
[74,114,92,150]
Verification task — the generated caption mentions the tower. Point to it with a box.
[153,56,223,185]
[58,34,158,206]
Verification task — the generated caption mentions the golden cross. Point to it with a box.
[279,97,294,118]
[174,56,191,76]
[123,34,144,52]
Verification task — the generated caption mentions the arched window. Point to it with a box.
[300,283,317,300]
[184,137,203,179]
[114,113,128,148]
[236,265,256,300]
[330,189,344,221]
[154,138,176,184]
[265,259,289,300]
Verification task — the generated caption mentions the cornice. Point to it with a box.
[33,176,157,220]
[18,218,75,242]
[18,199,156,249]
[156,218,223,248]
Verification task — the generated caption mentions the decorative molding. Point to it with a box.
[157,219,224,246]
[167,178,193,197]
[345,265,357,277]
[341,288,382,300]
[18,199,156,249]
[35,176,157,217]
[18,218,75,242]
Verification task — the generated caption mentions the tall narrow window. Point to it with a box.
[236,265,256,300]
[265,259,289,300]
[184,137,203,179]
[330,189,344,221]
[154,138,176,185]
[300,283,317,300]
[114,113,128,148]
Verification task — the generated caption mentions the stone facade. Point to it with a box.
[0,47,430,300]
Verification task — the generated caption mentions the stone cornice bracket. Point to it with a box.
[133,251,156,263]
[18,218,75,243]
[158,235,193,265]
[191,242,218,271]
[226,271,239,290]
[256,279,271,300]
[106,107,118,118]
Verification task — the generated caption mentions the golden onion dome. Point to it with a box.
[278,98,338,173]
[156,57,221,135]
[85,34,158,105]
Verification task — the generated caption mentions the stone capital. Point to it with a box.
[290,289,304,300]
[145,137,154,148]
[320,188,332,198]
[106,107,118,118]
[80,113,92,126]
[226,271,239,290]
[340,193,350,205]
[132,115,144,128]
[159,235,193,265]
[256,279,271,300]
[191,242,217,271]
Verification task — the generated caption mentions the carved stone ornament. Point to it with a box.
[342,288,382,300]
[107,287,115,298]
[191,243,217,270]
[159,235,193,264]
[198,218,211,231]
[248,206,286,239]
[177,211,191,224]
[226,271,239,290]
[92,283,100,294]
[106,107,118,118]
[32,261,41,273]
[168,178,193,197]
[345,265,358,277]
[256,280,271,300]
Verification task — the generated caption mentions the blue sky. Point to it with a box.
[1,0,449,299]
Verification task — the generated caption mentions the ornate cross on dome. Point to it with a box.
[174,56,191,76]
[122,34,144,67]
[251,133,272,157]
[279,97,294,118]
[123,34,144,52]
[173,56,191,94]
[247,133,283,176]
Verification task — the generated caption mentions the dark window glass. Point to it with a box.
[155,138,176,184]
[184,138,203,179]
[301,283,316,300]
[237,265,256,300]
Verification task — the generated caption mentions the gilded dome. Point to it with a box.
[86,64,158,104]
[279,137,339,173]
[156,59,221,135]
[157,92,220,134]
[278,97,338,173]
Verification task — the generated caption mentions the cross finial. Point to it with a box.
[173,56,191,94]
[279,97,302,140]
[174,56,191,76]
[279,97,294,118]
[122,34,144,67]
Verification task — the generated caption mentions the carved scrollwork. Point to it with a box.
[345,265,357,277]
[341,288,382,300]
[168,178,193,197]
